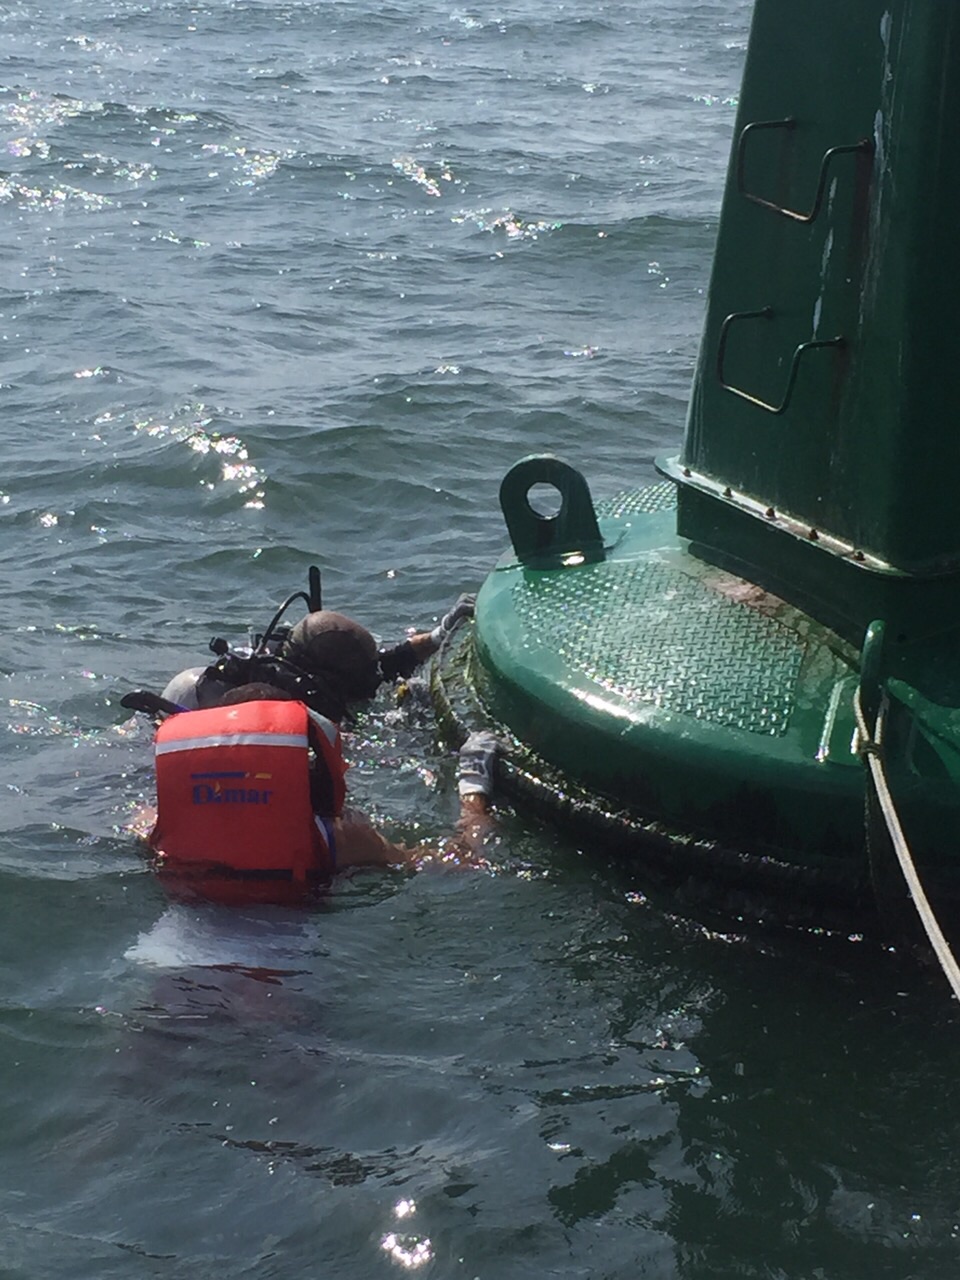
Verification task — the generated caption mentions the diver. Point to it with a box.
[145,680,499,898]
[124,570,495,900]
[160,592,476,722]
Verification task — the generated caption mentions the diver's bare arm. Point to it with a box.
[455,792,495,849]
[332,807,419,869]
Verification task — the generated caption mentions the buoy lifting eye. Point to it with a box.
[499,454,605,567]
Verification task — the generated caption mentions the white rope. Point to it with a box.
[854,686,960,999]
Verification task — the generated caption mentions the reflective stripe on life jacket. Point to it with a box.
[150,699,347,884]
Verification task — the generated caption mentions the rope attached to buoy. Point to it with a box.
[854,686,960,999]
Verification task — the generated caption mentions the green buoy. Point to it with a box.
[434,1,960,935]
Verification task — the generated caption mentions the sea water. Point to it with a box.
[3,2,959,1277]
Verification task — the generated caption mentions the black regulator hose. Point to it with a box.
[256,565,324,654]
[257,592,310,653]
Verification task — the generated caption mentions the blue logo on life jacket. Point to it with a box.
[191,771,273,805]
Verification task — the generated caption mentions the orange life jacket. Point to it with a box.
[149,700,347,897]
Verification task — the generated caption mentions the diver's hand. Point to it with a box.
[404,594,476,665]
[429,593,476,647]
[457,729,500,798]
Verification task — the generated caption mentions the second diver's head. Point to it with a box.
[282,611,381,705]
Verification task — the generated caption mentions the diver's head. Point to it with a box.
[282,611,381,702]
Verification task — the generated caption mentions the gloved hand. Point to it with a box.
[429,592,476,647]
[457,729,500,797]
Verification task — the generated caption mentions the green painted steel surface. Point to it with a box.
[449,470,960,923]
[469,478,867,875]
[447,4,960,929]
[661,0,960,647]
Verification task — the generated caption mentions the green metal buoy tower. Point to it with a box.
[435,1,960,931]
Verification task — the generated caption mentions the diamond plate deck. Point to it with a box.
[595,483,677,519]
[511,557,804,736]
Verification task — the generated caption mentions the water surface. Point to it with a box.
[3,2,958,1277]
